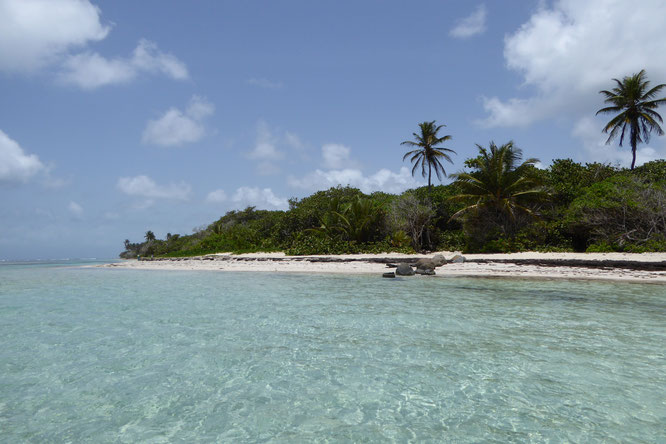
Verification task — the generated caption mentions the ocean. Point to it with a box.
[1,260,664,442]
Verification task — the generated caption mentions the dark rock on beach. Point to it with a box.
[415,258,436,271]
[449,254,465,264]
[432,254,447,267]
[395,263,415,276]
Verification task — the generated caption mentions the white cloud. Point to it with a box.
[450,4,487,39]
[130,39,188,80]
[60,39,188,89]
[321,143,354,169]
[142,96,214,147]
[247,121,283,160]
[290,143,422,193]
[246,121,284,175]
[205,189,228,203]
[288,166,422,194]
[185,94,215,119]
[232,186,288,210]
[246,78,283,89]
[284,131,304,150]
[572,116,665,167]
[117,175,191,200]
[248,141,282,160]
[0,0,109,73]
[59,51,135,88]
[68,201,83,217]
[0,129,45,184]
[480,0,666,127]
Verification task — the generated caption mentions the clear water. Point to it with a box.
[1,261,664,443]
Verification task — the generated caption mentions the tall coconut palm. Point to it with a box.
[144,230,156,242]
[401,121,455,191]
[596,70,666,170]
[449,141,548,235]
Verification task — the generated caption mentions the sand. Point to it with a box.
[99,252,666,283]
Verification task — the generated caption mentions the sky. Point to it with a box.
[1,0,666,260]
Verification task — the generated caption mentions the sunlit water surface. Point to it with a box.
[1,261,664,442]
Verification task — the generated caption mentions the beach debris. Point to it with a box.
[382,272,396,278]
[395,263,415,276]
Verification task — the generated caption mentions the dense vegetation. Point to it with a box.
[120,157,666,258]
[121,70,665,258]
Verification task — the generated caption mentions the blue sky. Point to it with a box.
[1,0,666,259]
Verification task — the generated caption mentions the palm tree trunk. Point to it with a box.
[631,143,637,170]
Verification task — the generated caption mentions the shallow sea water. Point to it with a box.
[1,261,665,443]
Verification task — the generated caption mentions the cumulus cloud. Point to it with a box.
[450,4,487,39]
[479,0,666,128]
[232,186,288,210]
[60,51,134,88]
[117,175,191,200]
[288,166,422,194]
[0,0,109,73]
[572,116,665,168]
[60,39,188,89]
[290,143,422,193]
[0,129,45,184]
[205,189,228,203]
[68,201,84,217]
[131,39,188,79]
[142,96,214,147]
[246,78,283,89]
[321,143,355,169]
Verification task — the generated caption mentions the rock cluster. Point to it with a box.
[390,252,465,277]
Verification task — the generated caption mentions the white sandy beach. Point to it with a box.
[100,252,666,283]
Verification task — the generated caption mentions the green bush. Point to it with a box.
[565,175,666,251]
[119,158,666,257]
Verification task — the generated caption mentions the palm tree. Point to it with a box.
[401,121,455,191]
[144,230,156,242]
[596,69,666,170]
[449,141,548,236]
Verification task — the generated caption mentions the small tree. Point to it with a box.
[389,194,434,251]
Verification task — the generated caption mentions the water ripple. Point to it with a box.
[1,266,664,442]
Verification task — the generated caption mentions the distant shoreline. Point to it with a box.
[99,252,666,283]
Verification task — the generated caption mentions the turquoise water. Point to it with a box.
[1,262,665,442]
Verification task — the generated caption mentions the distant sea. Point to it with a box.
[1,259,664,442]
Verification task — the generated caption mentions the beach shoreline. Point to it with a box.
[98,252,666,283]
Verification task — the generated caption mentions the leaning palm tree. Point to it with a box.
[401,121,455,191]
[596,69,666,170]
[449,141,548,236]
